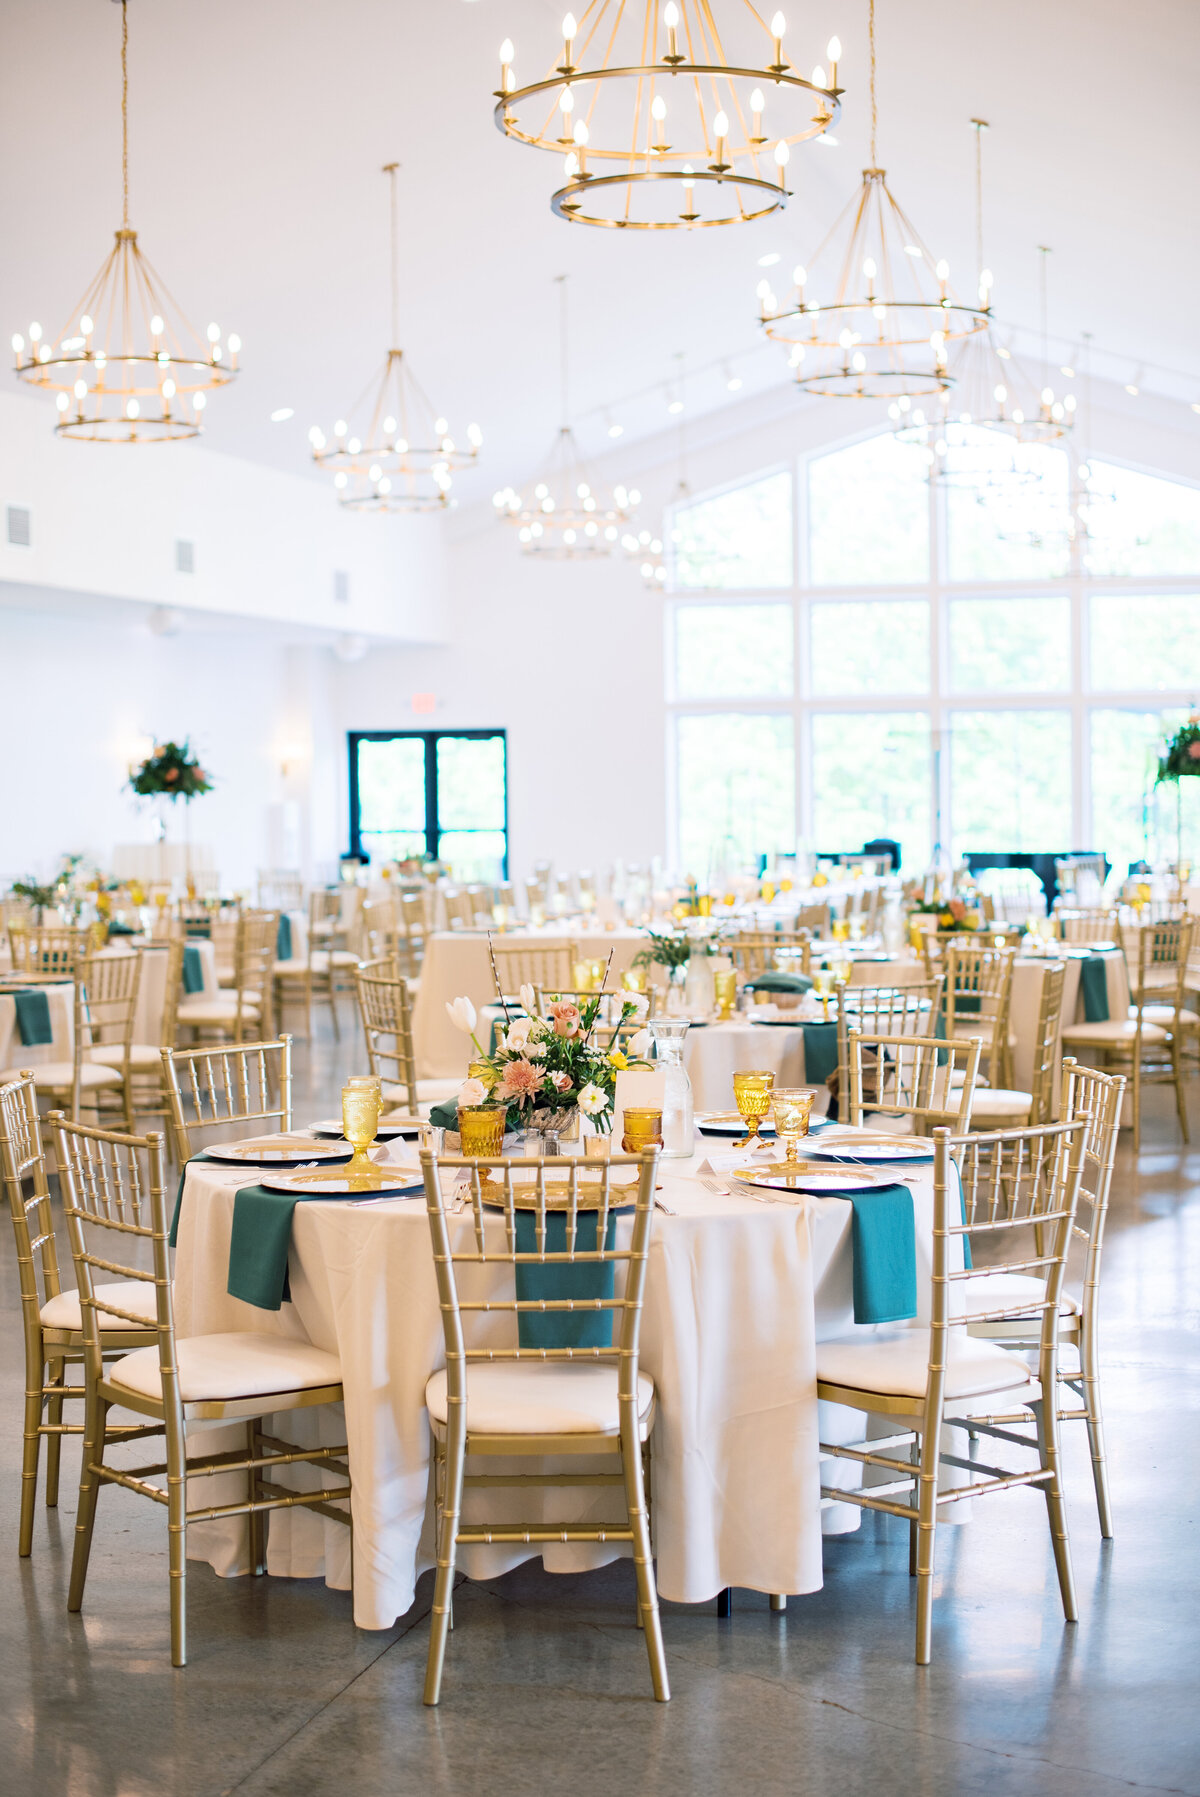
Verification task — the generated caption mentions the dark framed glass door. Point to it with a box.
[348,730,508,879]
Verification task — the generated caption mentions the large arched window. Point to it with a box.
[666,431,1200,879]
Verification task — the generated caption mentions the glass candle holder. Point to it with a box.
[458,1105,506,1158]
[341,1080,381,1177]
[771,1087,816,1164]
[583,1135,611,1161]
[713,967,738,1020]
[732,1070,775,1148]
[621,1107,664,1153]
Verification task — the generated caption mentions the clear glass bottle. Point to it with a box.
[648,1019,694,1158]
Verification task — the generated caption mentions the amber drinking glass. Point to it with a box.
[341,1079,381,1177]
[771,1087,815,1164]
[621,1107,664,1153]
[732,1070,775,1148]
[713,968,738,1020]
[458,1105,506,1157]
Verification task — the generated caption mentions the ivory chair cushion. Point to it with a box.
[177,996,262,1027]
[815,1328,1033,1401]
[968,1087,1034,1119]
[959,1271,1080,1320]
[0,1061,124,1091]
[310,949,360,971]
[1060,1018,1168,1046]
[1140,1003,1200,1030]
[89,1043,166,1071]
[40,1279,160,1333]
[108,1331,342,1404]
[425,1362,656,1437]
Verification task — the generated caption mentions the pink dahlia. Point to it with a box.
[496,1058,544,1103]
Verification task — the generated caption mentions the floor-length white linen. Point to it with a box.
[171,1143,951,1629]
[0,980,74,1070]
[684,1021,823,1111]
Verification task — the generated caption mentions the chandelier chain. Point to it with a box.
[384,162,400,347]
[972,119,986,281]
[557,274,570,427]
[120,0,129,227]
[1039,243,1050,384]
[869,0,877,168]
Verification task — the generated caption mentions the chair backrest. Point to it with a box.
[444,888,475,930]
[834,978,943,1107]
[491,941,579,998]
[150,937,186,1047]
[353,963,418,1113]
[1025,961,1067,1124]
[847,1029,981,1132]
[257,870,305,911]
[943,942,1014,1070]
[160,1037,292,1162]
[1129,916,1194,1007]
[236,910,279,1005]
[79,949,142,1057]
[727,930,812,978]
[9,925,96,977]
[419,1148,659,1400]
[1061,1057,1125,1313]
[53,1116,176,1406]
[0,1074,64,1317]
[791,904,831,935]
[1055,907,1120,944]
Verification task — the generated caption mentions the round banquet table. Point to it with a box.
[171,1135,965,1631]
[683,1018,834,1112]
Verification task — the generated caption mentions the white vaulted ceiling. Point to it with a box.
[2,0,1197,509]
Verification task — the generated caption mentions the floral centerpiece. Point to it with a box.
[908,894,980,932]
[129,739,214,801]
[446,985,653,1136]
[1157,716,1200,783]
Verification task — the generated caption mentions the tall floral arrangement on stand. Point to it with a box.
[128,739,214,885]
[1156,714,1200,870]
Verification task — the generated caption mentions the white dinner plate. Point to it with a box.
[801,1133,934,1162]
[309,1116,422,1139]
[732,1162,881,1195]
[203,1135,352,1165]
[696,1111,776,1136]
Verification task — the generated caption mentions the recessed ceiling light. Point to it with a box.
[607,422,624,437]
[727,375,743,391]
[668,399,684,414]
[1060,365,1075,378]
[757,251,781,267]
[270,407,294,423]
[1125,383,1139,397]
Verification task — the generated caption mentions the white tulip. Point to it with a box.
[518,982,539,1019]
[505,1017,533,1050]
[627,1028,652,1059]
[620,991,650,1018]
[445,995,478,1034]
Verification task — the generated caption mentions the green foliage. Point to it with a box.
[1157,718,1200,784]
[130,740,213,801]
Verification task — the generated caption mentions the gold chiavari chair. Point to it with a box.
[274,889,358,1042]
[727,930,813,980]
[361,896,399,962]
[354,961,458,1115]
[8,924,101,977]
[1054,907,1121,944]
[396,890,428,984]
[106,938,187,1130]
[967,961,1067,1130]
[942,941,1016,1088]
[963,1060,1124,1537]
[0,1078,156,1556]
[55,1113,350,1667]
[814,1121,1085,1662]
[491,941,579,1001]
[177,909,275,1044]
[0,968,132,1126]
[791,904,831,936]
[443,887,476,930]
[256,869,305,912]
[832,979,943,1118]
[160,1037,292,1166]
[419,1144,667,1705]
[846,1029,981,1133]
[1062,916,1192,1151]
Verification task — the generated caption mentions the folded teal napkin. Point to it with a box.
[229,1164,397,1311]
[12,988,53,1047]
[801,1021,839,1085]
[514,1207,619,1349]
[843,1184,918,1324]
[276,914,293,961]
[746,971,814,994]
[429,1098,460,1130]
[1080,953,1110,1022]
[182,944,206,994]
[106,920,136,937]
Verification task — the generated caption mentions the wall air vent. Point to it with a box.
[6,506,31,547]
[175,538,195,574]
[333,569,350,604]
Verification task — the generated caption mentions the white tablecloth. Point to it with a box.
[172,1137,957,1630]
[683,1019,826,1111]
[0,980,74,1071]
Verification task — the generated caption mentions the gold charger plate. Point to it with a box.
[259,1164,423,1196]
[733,1162,882,1194]
[204,1135,351,1165]
[475,1168,640,1209]
[802,1131,934,1162]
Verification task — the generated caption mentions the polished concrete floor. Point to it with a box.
[3,1000,1198,1796]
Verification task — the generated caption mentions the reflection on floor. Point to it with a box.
[2,998,1198,1796]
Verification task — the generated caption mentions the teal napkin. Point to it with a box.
[106,920,136,937]
[429,1098,460,1130]
[514,1207,619,1349]
[843,1184,918,1323]
[182,944,205,993]
[1080,953,1110,1022]
[228,1164,402,1311]
[801,1021,839,1085]
[746,971,814,994]
[12,988,53,1047]
[276,914,293,961]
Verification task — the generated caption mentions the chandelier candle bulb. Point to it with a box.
[663,2,680,63]
[561,12,577,71]
[750,87,765,140]
[827,36,841,86]
[712,110,730,172]
[771,11,787,70]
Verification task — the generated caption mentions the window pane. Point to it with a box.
[808,434,929,585]
[437,831,508,883]
[435,736,507,830]
[812,713,931,868]
[674,603,793,698]
[671,471,792,589]
[675,713,794,877]
[1086,462,1200,577]
[357,737,427,863]
[950,711,1072,854]
[945,442,1070,582]
[810,600,929,694]
[1090,594,1200,691]
[1090,707,1189,875]
[949,596,1070,692]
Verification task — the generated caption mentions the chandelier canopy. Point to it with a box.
[493,277,638,557]
[494,2,842,230]
[309,166,481,513]
[757,0,988,398]
[12,1,239,442]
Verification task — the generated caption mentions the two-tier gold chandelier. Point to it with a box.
[494,2,842,230]
[309,166,481,512]
[757,0,988,397]
[12,1,238,443]
[493,277,638,556]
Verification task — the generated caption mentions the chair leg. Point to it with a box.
[908,1435,920,1578]
[622,1424,669,1701]
[1033,1396,1078,1624]
[1173,1034,1189,1142]
[1131,1051,1142,1154]
[914,1424,939,1665]
[1078,1328,1114,1540]
[68,1391,108,1613]
[19,1340,46,1557]
[248,1420,266,1576]
[424,1431,464,1706]
[43,1355,66,1509]
[166,1412,188,1667]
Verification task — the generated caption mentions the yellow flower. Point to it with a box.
[607,1050,629,1070]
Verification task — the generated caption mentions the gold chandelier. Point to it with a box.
[309,166,481,512]
[494,3,842,230]
[757,0,987,397]
[12,1,238,442]
[493,277,638,556]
